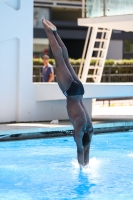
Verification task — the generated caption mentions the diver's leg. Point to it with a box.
[80,98,93,166]
[80,98,92,127]
[42,19,74,91]
[45,20,80,82]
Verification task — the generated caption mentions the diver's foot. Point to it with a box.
[84,161,89,167]
[42,19,53,33]
[46,20,57,32]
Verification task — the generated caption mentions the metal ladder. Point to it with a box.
[78,27,112,83]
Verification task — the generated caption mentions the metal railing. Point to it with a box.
[33,65,133,83]
[95,97,133,107]
[33,64,133,105]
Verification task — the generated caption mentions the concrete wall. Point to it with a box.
[34,82,133,121]
[106,40,123,59]
[0,0,36,123]
[34,83,92,121]
[35,98,92,122]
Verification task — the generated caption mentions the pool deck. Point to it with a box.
[0,105,133,141]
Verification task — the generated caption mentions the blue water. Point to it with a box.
[0,132,133,200]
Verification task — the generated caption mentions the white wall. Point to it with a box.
[106,40,123,59]
[0,38,18,122]
[35,98,92,121]
[0,0,35,123]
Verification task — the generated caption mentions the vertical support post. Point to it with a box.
[82,0,85,18]
[103,0,106,16]
[108,66,111,82]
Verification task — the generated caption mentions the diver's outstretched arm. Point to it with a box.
[74,128,84,167]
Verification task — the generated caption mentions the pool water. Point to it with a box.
[0,132,133,200]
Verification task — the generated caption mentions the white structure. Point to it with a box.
[78,27,112,83]
[78,14,133,83]
[0,0,133,123]
[79,0,133,83]
[0,0,34,122]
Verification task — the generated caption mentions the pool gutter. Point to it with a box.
[0,121,133,141]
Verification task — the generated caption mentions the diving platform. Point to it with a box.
[78,14,133,32]
[35,83,133,101]
[78,14,133,83]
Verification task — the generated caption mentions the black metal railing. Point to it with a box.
[33,65,133,83]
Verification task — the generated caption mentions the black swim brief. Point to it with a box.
[63,80,84,97]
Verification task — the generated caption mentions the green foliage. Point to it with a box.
[49,59,55,65]
[90,59,96,65]
[33,58,133,67]
[33,58,43,65]
[105,59,114,65]
[114,59,133,65]
[68,58,85,65]
[33,58,55,65]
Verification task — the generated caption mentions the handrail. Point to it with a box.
[78,27,91,79]
[82,0,85,18]
[103,0,106,16]
[33,65,133,83]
